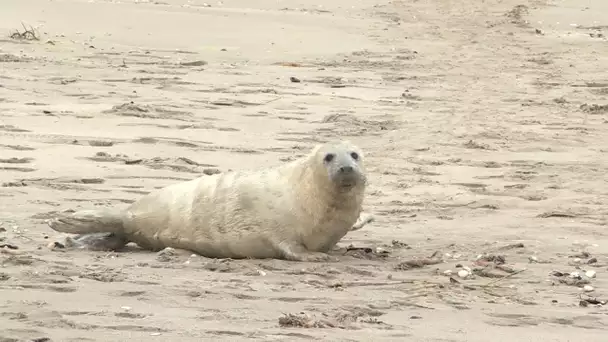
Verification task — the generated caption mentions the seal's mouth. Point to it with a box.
[336,177,360,191]
[339,180,357,188]
[329,164,364,191]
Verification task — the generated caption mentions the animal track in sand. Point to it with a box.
[2,177,107,191]
[0,144,36,151]
[0,131,121,147]
[0,166,36,172]
[84,152,221,175]
[102,102,194,121]
[0,158,33,164]
[131,136,214,148]
[0,125,30,133]
[3,284,78,293]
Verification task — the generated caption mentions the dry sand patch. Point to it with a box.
[1,0,608,340]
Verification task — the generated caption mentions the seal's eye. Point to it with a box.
[350,152,359,160]
[324,153,335,163]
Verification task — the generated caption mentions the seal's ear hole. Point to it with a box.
[350,152,359,160]
[324,153,335,163]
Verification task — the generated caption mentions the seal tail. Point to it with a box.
[47,209,125,235]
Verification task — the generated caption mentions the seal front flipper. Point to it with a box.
[275,241,338,262]
[350,212,375,231]
[47,209,126,235]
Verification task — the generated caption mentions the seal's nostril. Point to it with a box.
[340,166,354,173]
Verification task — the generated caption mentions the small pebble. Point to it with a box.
[573,258,582,264]
[457,270,469,279]
[443,270,453,276]
[528,256,538,263]
[121,306,131,311]
[583,285,594,292]
[329,280,343,288]
[569,272,580,278]
[585,270,597,279]
[257,270,267,276]
[47,241,65,250]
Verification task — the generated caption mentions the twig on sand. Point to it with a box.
[10,23,40,41]
[495,242,525,251]
[336,280,416,287]
[481,268,527,287]
[400,291,434,301]
[209,97,282,107]
[395,257,443,270]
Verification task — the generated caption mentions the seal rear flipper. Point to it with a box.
[47,209,125,234]
[68,233,129,251]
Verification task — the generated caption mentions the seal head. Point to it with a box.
[313,141,366,193]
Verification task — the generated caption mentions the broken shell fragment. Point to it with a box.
[457,270,470,279]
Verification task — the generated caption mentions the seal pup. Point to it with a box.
[48,141,369,262]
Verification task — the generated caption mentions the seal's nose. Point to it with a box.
[339,166,354,173]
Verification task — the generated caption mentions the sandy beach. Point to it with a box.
[1,0,608,340]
